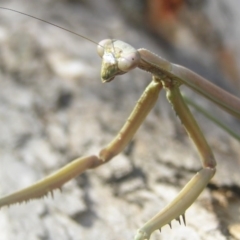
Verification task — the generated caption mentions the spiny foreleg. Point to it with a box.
[0,78,162,209]
[134,81,216,240]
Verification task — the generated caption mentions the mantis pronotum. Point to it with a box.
[0,7,240,240]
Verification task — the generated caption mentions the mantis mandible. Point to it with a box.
[0,7,240,240]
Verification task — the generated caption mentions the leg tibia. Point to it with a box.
[134,167,215,240]
[0,155,99,208]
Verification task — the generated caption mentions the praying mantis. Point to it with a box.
[0,6,240,240]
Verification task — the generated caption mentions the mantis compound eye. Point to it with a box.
[118,51,140,72]
[97,39,112,57]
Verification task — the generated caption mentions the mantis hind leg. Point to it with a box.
[135,81,216,240]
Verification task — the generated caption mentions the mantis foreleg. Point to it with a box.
[0,78,162,208]
[134,80,216,240]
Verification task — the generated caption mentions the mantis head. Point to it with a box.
[97,39,140,82]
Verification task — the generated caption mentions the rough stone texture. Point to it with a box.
[0,1,239,240]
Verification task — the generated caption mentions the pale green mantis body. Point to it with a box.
[0,7,240,240]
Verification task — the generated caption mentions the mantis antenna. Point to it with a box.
[0,7,135,79]
[0,7,102,47]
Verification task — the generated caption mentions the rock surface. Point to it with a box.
[0,1,239,240]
